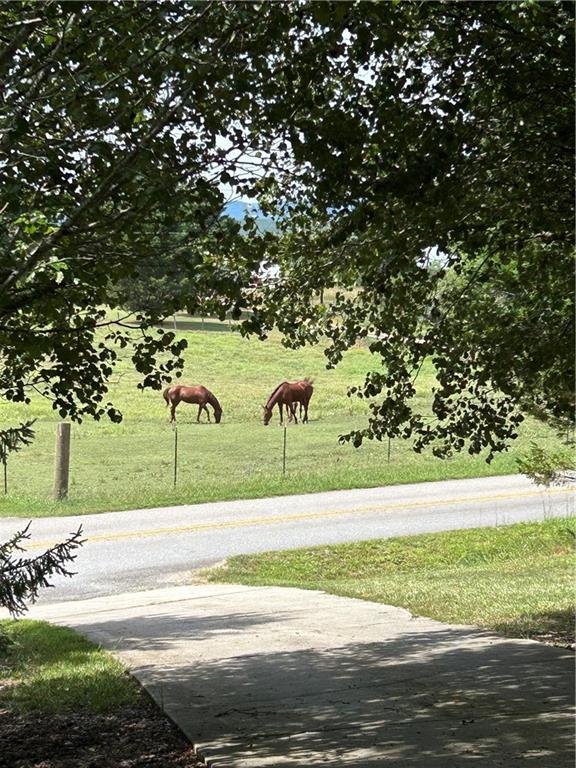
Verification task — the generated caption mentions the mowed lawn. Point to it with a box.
[206,518,576,646]
[0,325,564,517]
[0,620,139,713]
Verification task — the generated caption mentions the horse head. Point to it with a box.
[262,405,272,426]
[214,407,223,424]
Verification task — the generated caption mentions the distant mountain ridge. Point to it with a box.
[223,200,276,233]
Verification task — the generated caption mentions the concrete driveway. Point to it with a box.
[25,584,575,767]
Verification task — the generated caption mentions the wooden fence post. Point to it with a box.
[173,426,178,487]
[53,422,71,500]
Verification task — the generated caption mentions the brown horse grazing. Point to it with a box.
[263,379,313,425]
[163,385,222,424]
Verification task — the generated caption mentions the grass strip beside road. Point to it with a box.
[0,620,139,712]
[206,518,576,647]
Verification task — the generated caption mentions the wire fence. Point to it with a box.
[0,412,562,511]
[0,415,410,508]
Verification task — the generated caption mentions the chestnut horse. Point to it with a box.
[263,379,313,425]
[163,385,222,424]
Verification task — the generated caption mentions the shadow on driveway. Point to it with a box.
[53,587,574,767]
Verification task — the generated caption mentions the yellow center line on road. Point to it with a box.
[24,486,574,551]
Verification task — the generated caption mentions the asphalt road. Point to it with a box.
[2,474,573,604]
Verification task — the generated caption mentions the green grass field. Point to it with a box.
[206,518,576,646]
[0,325,564,518]
[0,619,139,712]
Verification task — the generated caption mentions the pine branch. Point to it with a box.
[0,525,84,616]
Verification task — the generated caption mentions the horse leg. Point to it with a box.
[289,401,298,424]
[197,404,202,423]
[278,402,283,425]
[205,404,211,422]
[303,400,309,423]
[170,402,177,423]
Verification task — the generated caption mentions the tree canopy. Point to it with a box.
[112,214,243,316]
[0,1,573,461]
[0,1,270,424]
[242,0,575,459]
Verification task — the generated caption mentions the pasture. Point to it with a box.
[0,323,564,518]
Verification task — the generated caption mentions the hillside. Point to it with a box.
[223,200,276,233]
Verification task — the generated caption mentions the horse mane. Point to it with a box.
[207,390,222,413]
[266,381,287,409]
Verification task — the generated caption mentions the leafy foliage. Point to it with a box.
[241,1,574,460]
[0,420,35,465]
[517,442,576,487]
[113,215,244,315]
[0,3,269,427]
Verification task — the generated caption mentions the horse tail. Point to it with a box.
[163,386,171,406]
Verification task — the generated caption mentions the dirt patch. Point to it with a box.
[0,697,204,768]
